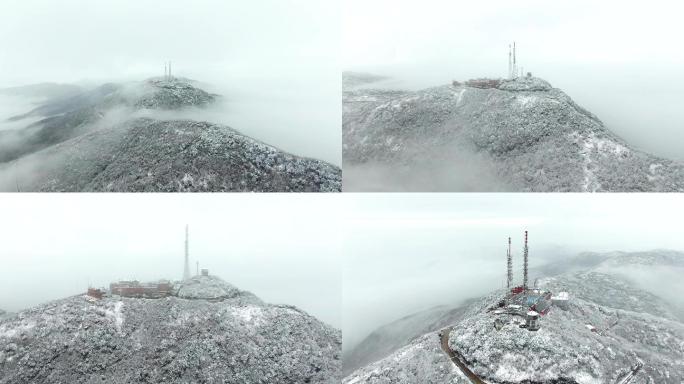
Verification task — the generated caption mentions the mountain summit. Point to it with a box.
[0,78,341,192]
[0,275,341,383]
[343,74,684,192]
[343,251,684,383]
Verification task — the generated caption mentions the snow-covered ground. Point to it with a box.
[344,251,684,383]
[0,275,341,383]
[343,74,684,191]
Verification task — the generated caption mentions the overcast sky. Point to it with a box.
[0,194,341,328]
[343,0,684,161]
[343,193,684,351]
[0,0,340,164]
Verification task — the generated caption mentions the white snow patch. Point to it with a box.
[494,357,527,382]
[181,173,194,184]
[104,301,124,334]
[392,342,420,362]
[573,371,602,384]
[455,88,466,106]
[582,134,628,156]
[229,305,265,326]
[648,163,663,182]
[0,321,35,339]
[570,132,602,192]
[517,95,539,107]
[387,96,419,111]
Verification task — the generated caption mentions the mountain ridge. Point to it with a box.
[343,74,684,192]
[0,78,341,192]
[343,250,684,383]
[0,275,341,383]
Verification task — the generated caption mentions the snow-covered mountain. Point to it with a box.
[342,302,474,377]
[343,73,684,192]
[0,78,341,192]
[0,275,341,383]
[343,250,684,383]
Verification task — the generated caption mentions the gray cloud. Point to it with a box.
[0,0,340,165]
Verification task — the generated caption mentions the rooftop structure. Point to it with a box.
[465,78,502,89]
[525,310,540,331]
[86,288,104,300]
[110,280,172,299]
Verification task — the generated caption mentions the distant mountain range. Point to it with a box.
[343,250,684,383]
[0,78,341,192]
[343,72,684,192]
[0,275,341,383]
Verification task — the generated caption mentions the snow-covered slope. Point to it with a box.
[175,275,242,300]
[343,74,684,191]
[0,275,341,384]
[344,251,684,383]
[1,117,340,192]
[0,78,341,191]
[343,302,473,376]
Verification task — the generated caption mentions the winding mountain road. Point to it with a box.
[615,360,643,384]
[439,327,487,384]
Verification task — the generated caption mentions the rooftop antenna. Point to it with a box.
[196,261,199,277]
[183,225,191,280]
[168,61,172,80]
[523,230,529,291]
[164,63,168,79]
[507,237,512,288]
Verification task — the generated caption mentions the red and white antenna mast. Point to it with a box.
[523,230,529,291]
[507,236,512,288]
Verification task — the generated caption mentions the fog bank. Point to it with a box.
[342,194,684,351]
[0,0,340,165]
[343,0,684,161]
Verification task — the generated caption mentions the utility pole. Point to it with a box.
[183,225,191,280]
[523,230,529,291]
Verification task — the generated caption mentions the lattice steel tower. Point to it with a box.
[183,225,191,280]
[506,236,513,288]
[523,230,529,290]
